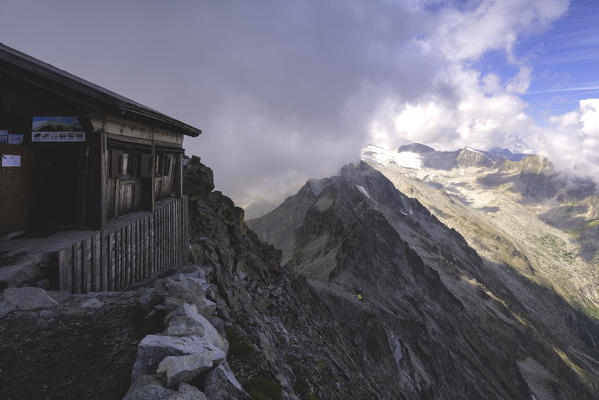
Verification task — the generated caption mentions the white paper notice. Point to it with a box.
[1,155,21,167]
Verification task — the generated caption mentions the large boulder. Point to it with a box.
[169,384,207,400]
[157,351,224,388]
[184,156,215,199]
[0,287,57,317]
[204,361,251,400]
[0,258,42,288]
[164,303,228,354]
[132,335,226,381]
[122,375,175,400]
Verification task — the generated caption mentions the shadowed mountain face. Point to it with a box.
[248,161,599,399]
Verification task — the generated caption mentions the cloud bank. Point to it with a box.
[3,0,596,206]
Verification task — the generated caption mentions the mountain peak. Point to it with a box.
[397,143,435,153]
[456,146,495,168]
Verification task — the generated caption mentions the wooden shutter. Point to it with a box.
[141,154,152,178]
[110,150,122,178]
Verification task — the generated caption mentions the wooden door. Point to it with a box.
[0,144,33,233]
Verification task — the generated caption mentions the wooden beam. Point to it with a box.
[175,152,183,198]
[99,131,107,230]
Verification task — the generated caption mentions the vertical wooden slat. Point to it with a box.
[101,232,108,291]
[108,232,115,290]
[93,233,101,291]
[57,249,67,291]
[64,247,73,293]
[135,219,140,281]
[183,197,188,264]
[120,227,126,288]
[149,213,154,275]
[125,224,131,287]
[141,216,146,279]
[172,200,176,269]
[175,199,179,269]
[167,202,171,270]
[115,229,121,289]
[163,205,167,270]
[73,242,82,294]
[158,205,162,271]
[146,215,150,277]
[133,219,138,282]
[83,238,92,293]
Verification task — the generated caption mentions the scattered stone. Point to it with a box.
[157,352,221,388]
[122,374,175,400]
[80,298,104,309]
[0,287,57,312]
[204,361,251,400]
[131,334,225,381]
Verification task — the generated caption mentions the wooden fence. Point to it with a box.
[50,196,188,293]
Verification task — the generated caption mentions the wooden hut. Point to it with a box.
[0,43,200,292]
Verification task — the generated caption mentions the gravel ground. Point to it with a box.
[0,290,162,400]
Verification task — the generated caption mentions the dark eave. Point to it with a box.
[0,42,201,137]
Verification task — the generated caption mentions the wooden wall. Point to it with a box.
[51,196,189,293]
[0,144,33,232]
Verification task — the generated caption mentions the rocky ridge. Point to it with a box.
[249,160,599,399]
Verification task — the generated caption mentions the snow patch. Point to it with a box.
[355,184,370,198]
[361,145,422,169]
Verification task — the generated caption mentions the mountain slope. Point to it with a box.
[361,144,599,317]
[249,161,599,399]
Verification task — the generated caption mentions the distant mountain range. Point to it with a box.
[247,144,599,398]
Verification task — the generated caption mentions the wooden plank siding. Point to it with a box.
[50,196,188,293]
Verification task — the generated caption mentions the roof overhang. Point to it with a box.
[0,42,202,137]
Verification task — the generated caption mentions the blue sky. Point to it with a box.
[515,0,599,122]
[0,1,598,204]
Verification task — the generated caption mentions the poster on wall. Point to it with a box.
[0,130,7,144]
[31,117,86,142]
[8,133,23,144]
[1,155,21,167]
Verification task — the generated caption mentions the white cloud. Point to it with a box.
[367,0,568,160]
[369,65,533,151]
[531,99,599,178]
[429,0,568,61]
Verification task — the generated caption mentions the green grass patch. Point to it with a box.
[245,376,282,400]
[535,234,576,263]
[224,326,256,360]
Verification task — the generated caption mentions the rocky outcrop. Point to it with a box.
[0,286,57,317]
[124,266,249,400]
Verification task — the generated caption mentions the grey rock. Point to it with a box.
[0,287,57,312]
[157,352,223,387]
[80,297,104,309]
[168,384,207,400]
[132,334,225,381]
[164,304,228,354]
[39,309,55,318]
[204,361,250,400]
[122,374,175,400]
[0,259,41,288]
[0,301,16,318]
